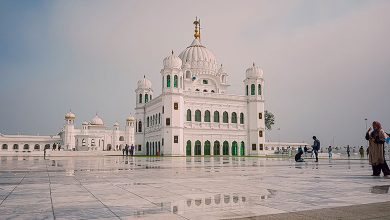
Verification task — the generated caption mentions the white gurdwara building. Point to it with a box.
[61,113,135,151]
[134,19,266,156]
[0,113,135,152]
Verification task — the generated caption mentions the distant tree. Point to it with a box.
[265,110,275,130]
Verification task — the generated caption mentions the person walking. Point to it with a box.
[312,136,321,162]
[346,145,351,158]
[304,146,308,157]
[365,121,390,177]
[328,146,332,159]
[359,146,365,158]
[122,146,125,156]
[125,144,129,156]
[130,144,135,156]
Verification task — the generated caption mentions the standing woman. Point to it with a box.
[366,121,390,177]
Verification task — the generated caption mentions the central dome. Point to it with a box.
[90,115,104,126]
[179,39,218,72]
[179,39,217,64]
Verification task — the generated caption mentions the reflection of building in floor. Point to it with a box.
[163,191,275,215]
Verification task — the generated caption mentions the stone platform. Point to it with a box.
[0,156,389,219]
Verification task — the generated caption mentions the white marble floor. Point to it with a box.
[0,156,389,220]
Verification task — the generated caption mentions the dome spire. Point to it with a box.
[193,17,200,39]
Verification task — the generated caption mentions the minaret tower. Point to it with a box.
[64,111,76,151]
[125,115,135,146]
[244,63,265,155]
[134,76,153,154]
[160,38,185,155]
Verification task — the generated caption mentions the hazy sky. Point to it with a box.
[1,0,389,147]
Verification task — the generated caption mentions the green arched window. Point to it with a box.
[195,140,201,155]
[231,112,237,123]
[223,141,229,155]
[232,141,238,156]
[214,111,220,123]
[240,141,245,156]
[240,113,244,124]
[167,75,171,88]
[195,110,201,122]
[186,109,192,121]
[174,75,178,88]
[251,84,255,95]
[204,110,211,122]
[204,141,211,155]
[145,93,149,103]
[223,111,229,123]
[214,141,220,155]
[186,140,191,156]
[258,84,262,95]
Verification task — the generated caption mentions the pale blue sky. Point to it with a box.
[1,0,389,147]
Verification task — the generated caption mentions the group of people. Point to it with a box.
[295,136,321,162]
[122,144,135,156]
[295,120,390,178]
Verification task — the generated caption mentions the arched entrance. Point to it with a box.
[186,140,191,156]
[195,141,201,156]
[34,144,40,151]
[240,141,245,156]
[146,142,149,156]
[204,141,211,156]
[232,141,238,156]
[23,144,29,150]
[214,141,220,156]
[223,141,229,155]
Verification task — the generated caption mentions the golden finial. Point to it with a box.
[193,17,200,39]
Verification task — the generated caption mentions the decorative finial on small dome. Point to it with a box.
[193,17,200,39]
[171,50,174,55]
[253,62,255,67]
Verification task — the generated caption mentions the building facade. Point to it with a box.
[134,18,266,156]
[0,113,135,152]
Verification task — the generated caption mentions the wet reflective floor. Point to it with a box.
[0,156,389,219]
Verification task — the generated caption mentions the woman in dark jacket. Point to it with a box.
[366,121,390,177]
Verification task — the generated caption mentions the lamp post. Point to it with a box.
[365,118,368,130]
[277,128,281,151]
[365,118,369,148]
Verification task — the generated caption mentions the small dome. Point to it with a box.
[113,122,119,127]
[126,115,135,122]
[246,63,263,78]
[137,77,152,89]
[65,111,76,119]
[163,51,182,69]
[82,121,88,125]
[90,114,104,126]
